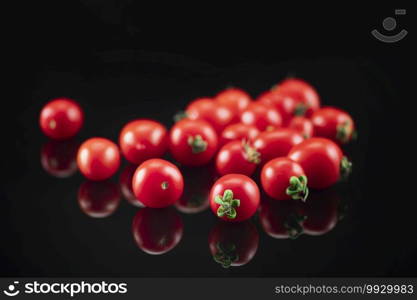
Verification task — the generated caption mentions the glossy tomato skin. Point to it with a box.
[119,164,144,207]
[119,119,168,164]
[78,180,121,218]
[39,98,84,140]
[216,141,259,176]
[311,107,355,144]
[240,103,282,131]
[274,78,320,117]
[169,119,218,166]
[186,98,238,134]
[288,138,344,189]
[77,138,120,181]
[132,207,183,255]
[132,159,184,208]
[215,88,251,114]
[259,198,305,239]
[257,91,297,126]
[261,157,308,201]
[210,174,260,222]
[289,116,314,139]
[219,123,259,147]
[208,220,259,267]
[253,128,304,164]
[40,139,79,178]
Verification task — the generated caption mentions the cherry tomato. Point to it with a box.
[257,90,297,126]
[288,138,352,189]
[78,180,121,218]
[119,164,144,207]
[215,140,260,176]
[40,139,79,178]
[175,166,214,214]
[240,102,282,131]
[209,220,259,268]
[288,116,314,139]
[259,198,305,239]
[215,87,251,114]
[311,107,355,144]
[39,98,84,140]
[261,157,309,201]
[219,123,259,147]
[132,159,184,208]
[132,207,183,255]
[210,174,260,222]
[169,119,218,166]
[186,98,237,134]
[77,138,120,181]
[274,78,320,117]
[119,119,168,164]
[253,128,304,164]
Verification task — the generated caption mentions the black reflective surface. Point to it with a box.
[3,2,416,277]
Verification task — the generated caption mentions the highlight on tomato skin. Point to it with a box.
[214,87,252,114]
[40,139,79,178]
[132,207,183,255]
[39,97,84,140]
[257,90,298,126]
[208,220,259,268]
[119,164,144,207]
[240,102,282,131]
[77,180,121,218]
[289,116,314,139]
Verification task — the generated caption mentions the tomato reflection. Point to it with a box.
[78,180,121,218]
[175,166,215,214]
[40,139,79,178]
[119,164,144,207]
[132,207,183,255]
[208,220,259,268]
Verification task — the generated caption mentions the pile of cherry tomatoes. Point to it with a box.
[40,78,354,264]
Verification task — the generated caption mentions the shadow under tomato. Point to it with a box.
[119,163,144,208]
[77,180,121,218]
[132,207,183,255]
[40,139,79,178]
[208,220,259,268]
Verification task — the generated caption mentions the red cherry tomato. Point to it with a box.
[257,91,297,126]
[119,119,168,164]
[240,102,282,131]
[132,207,183,255]
[274,78,320,117]
[39,98,84,140]
[78,180,121,218]
[215,88,251,114]
[77,138,120,181]
[259,198,305,239]
[215,140,260,176]
[311,107,355,144]
[175,166,214,214]
[40,140,79,178]
[209,221,259,267]
[210,174,260,222]
[289,116,314,139]
[261,157,309,201]
[288,138,352,189]
[169,119,218,166]
[186,98,238,134]
[119,164,144,207]
[253,128,304,164]
[132,159,184,208]
[219,123,259,147]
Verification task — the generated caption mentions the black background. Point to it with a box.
[2,2,416,277]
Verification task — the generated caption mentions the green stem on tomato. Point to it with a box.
[336,120,353,144]
[286,175,309,202]
[340,156,352,180]
[187,135,208,154]
[242,140,261,164]
[214,189,240,219]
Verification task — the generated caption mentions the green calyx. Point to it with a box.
[284,213,307,239]
[336,121,353,143]
[188,135,208,154]
[286,175,309,202]
[242,140,261,164]
[214,189,240,219]
[340,156,352,180]
[173,111,188,122]
[213,242,238,268]
[294,103,308,116]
